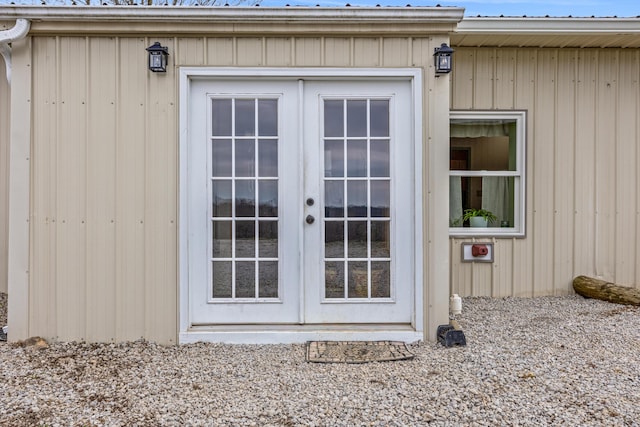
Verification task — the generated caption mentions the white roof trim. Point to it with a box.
[458,17,640,35]
[0,5,464,24]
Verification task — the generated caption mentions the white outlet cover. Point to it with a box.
[461,242,494,263]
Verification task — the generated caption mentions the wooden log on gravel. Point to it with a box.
[573,275,640,306]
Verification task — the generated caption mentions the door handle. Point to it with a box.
[305,215,315,225]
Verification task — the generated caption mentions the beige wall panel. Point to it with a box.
[206,38,234,66]
[450,240,473,296]
[492,239,514,297]
[353,38,380,67]
[236,38,263,66]
[532,49,557,295]
[177,37,205,66]
[594,50,618,280]
[472,49,494,109]
[53,37,89,341]
[294,38,321,66]
[145,37,178,344]
[382,38,409,67]
[553,50,577,294]
[573,50,598,279]
[494,49,515,109]
[30,37,60,339]
[324,38,351,67]
[86,37,118,342]
[451,48,474,110]
[265,38,292,66]
[0,55,8,295]
[116,38,148,341]
[615,51,639,286]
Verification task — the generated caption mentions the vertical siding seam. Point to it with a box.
[378,36,383,67]
[492,48,497,109]
[530,49,537,296]
[52,36,61,339]
[320,37,325,66]
[552,48,558,294]
[114,37,121,342]
[571,49,578,281]
[203,36,208,64]
[84,36,90,341]
[143,36,150,339]
[232,37,237,66]
[593,50,599,276]
[614,49,620,283]
[636,49,640,286]
[261,37,266,66]
[350,37,355,67]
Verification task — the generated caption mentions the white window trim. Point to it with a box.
[449,110,527,238]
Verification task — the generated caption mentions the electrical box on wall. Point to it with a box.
[461,243,494,263]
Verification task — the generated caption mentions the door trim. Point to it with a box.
[179,67,423,344]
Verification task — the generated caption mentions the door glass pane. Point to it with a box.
[324,140,344,177]
[370,140,389,177]
[235,99,255,137]
[348,261,369,298]
[370,180,390,218]
[324,181,344,218]
[371,261,390,298]
[348,221,367,258]
[325,221,344,258]
[325,261,345,298]
[371,221,390,258]
[370,100,389,137]
[212,261,232,298]
[324,100,344,138]
[212,139,232,177]
[212,180,232,217]
[346,100,367,137]
[258,261,278,298]
[347,181,367,217]
[212,99,232,136]
[210,97,280,301]
[347,140,367,177]
[235,140,255,177]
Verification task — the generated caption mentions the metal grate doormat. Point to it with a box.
[305,341,415,364]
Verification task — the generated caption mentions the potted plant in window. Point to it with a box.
[462,208,497,228]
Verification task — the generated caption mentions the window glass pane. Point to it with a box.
[212,180,232,217]
[324,140,344,178]
[324,181,344,218]
[347,100,367,137]
[212,139,232,177]
[347,140,367,177]
[324,100,344,138]
[235,100,255,137]
[235,220,255,258]
[370,100,389,137]
[370,140,389,177]
[212,99,232,137]
[235,140,255,177]
[325,221,344,259]
[258,139,278,177]
[258,261,278,298]
[258,99,278,136]
[450,119,517,171]
[449,176,515,228]
[235,261,255,298]
[212,261,232,298]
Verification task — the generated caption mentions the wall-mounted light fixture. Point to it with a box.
[433,43,454,75]
[146,42,169,73]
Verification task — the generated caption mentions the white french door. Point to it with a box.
[185,74,417,329]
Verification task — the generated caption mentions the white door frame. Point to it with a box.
[179,67,424,344]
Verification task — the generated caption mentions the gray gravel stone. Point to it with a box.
[1,293,639,426]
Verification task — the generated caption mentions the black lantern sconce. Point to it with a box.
[146,42,169,73]
[433,43,454,75]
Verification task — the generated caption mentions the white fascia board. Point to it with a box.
[458,17,640,35]
[0,5,464,24]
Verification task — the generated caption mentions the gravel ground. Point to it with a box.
[1,293,639,426]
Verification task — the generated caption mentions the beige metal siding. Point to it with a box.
[27,35,444,343]
[450,47,640,297]
[0,56,8,295]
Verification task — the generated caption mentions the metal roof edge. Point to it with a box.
[0,5,465,24]
[457,17,640,35]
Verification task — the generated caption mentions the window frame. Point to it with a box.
[449,110,527,238]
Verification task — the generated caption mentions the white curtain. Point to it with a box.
[451,123,510,138]
[449,176,462,226]
[482,177,510,225]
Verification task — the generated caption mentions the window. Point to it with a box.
[449,111,526,237]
